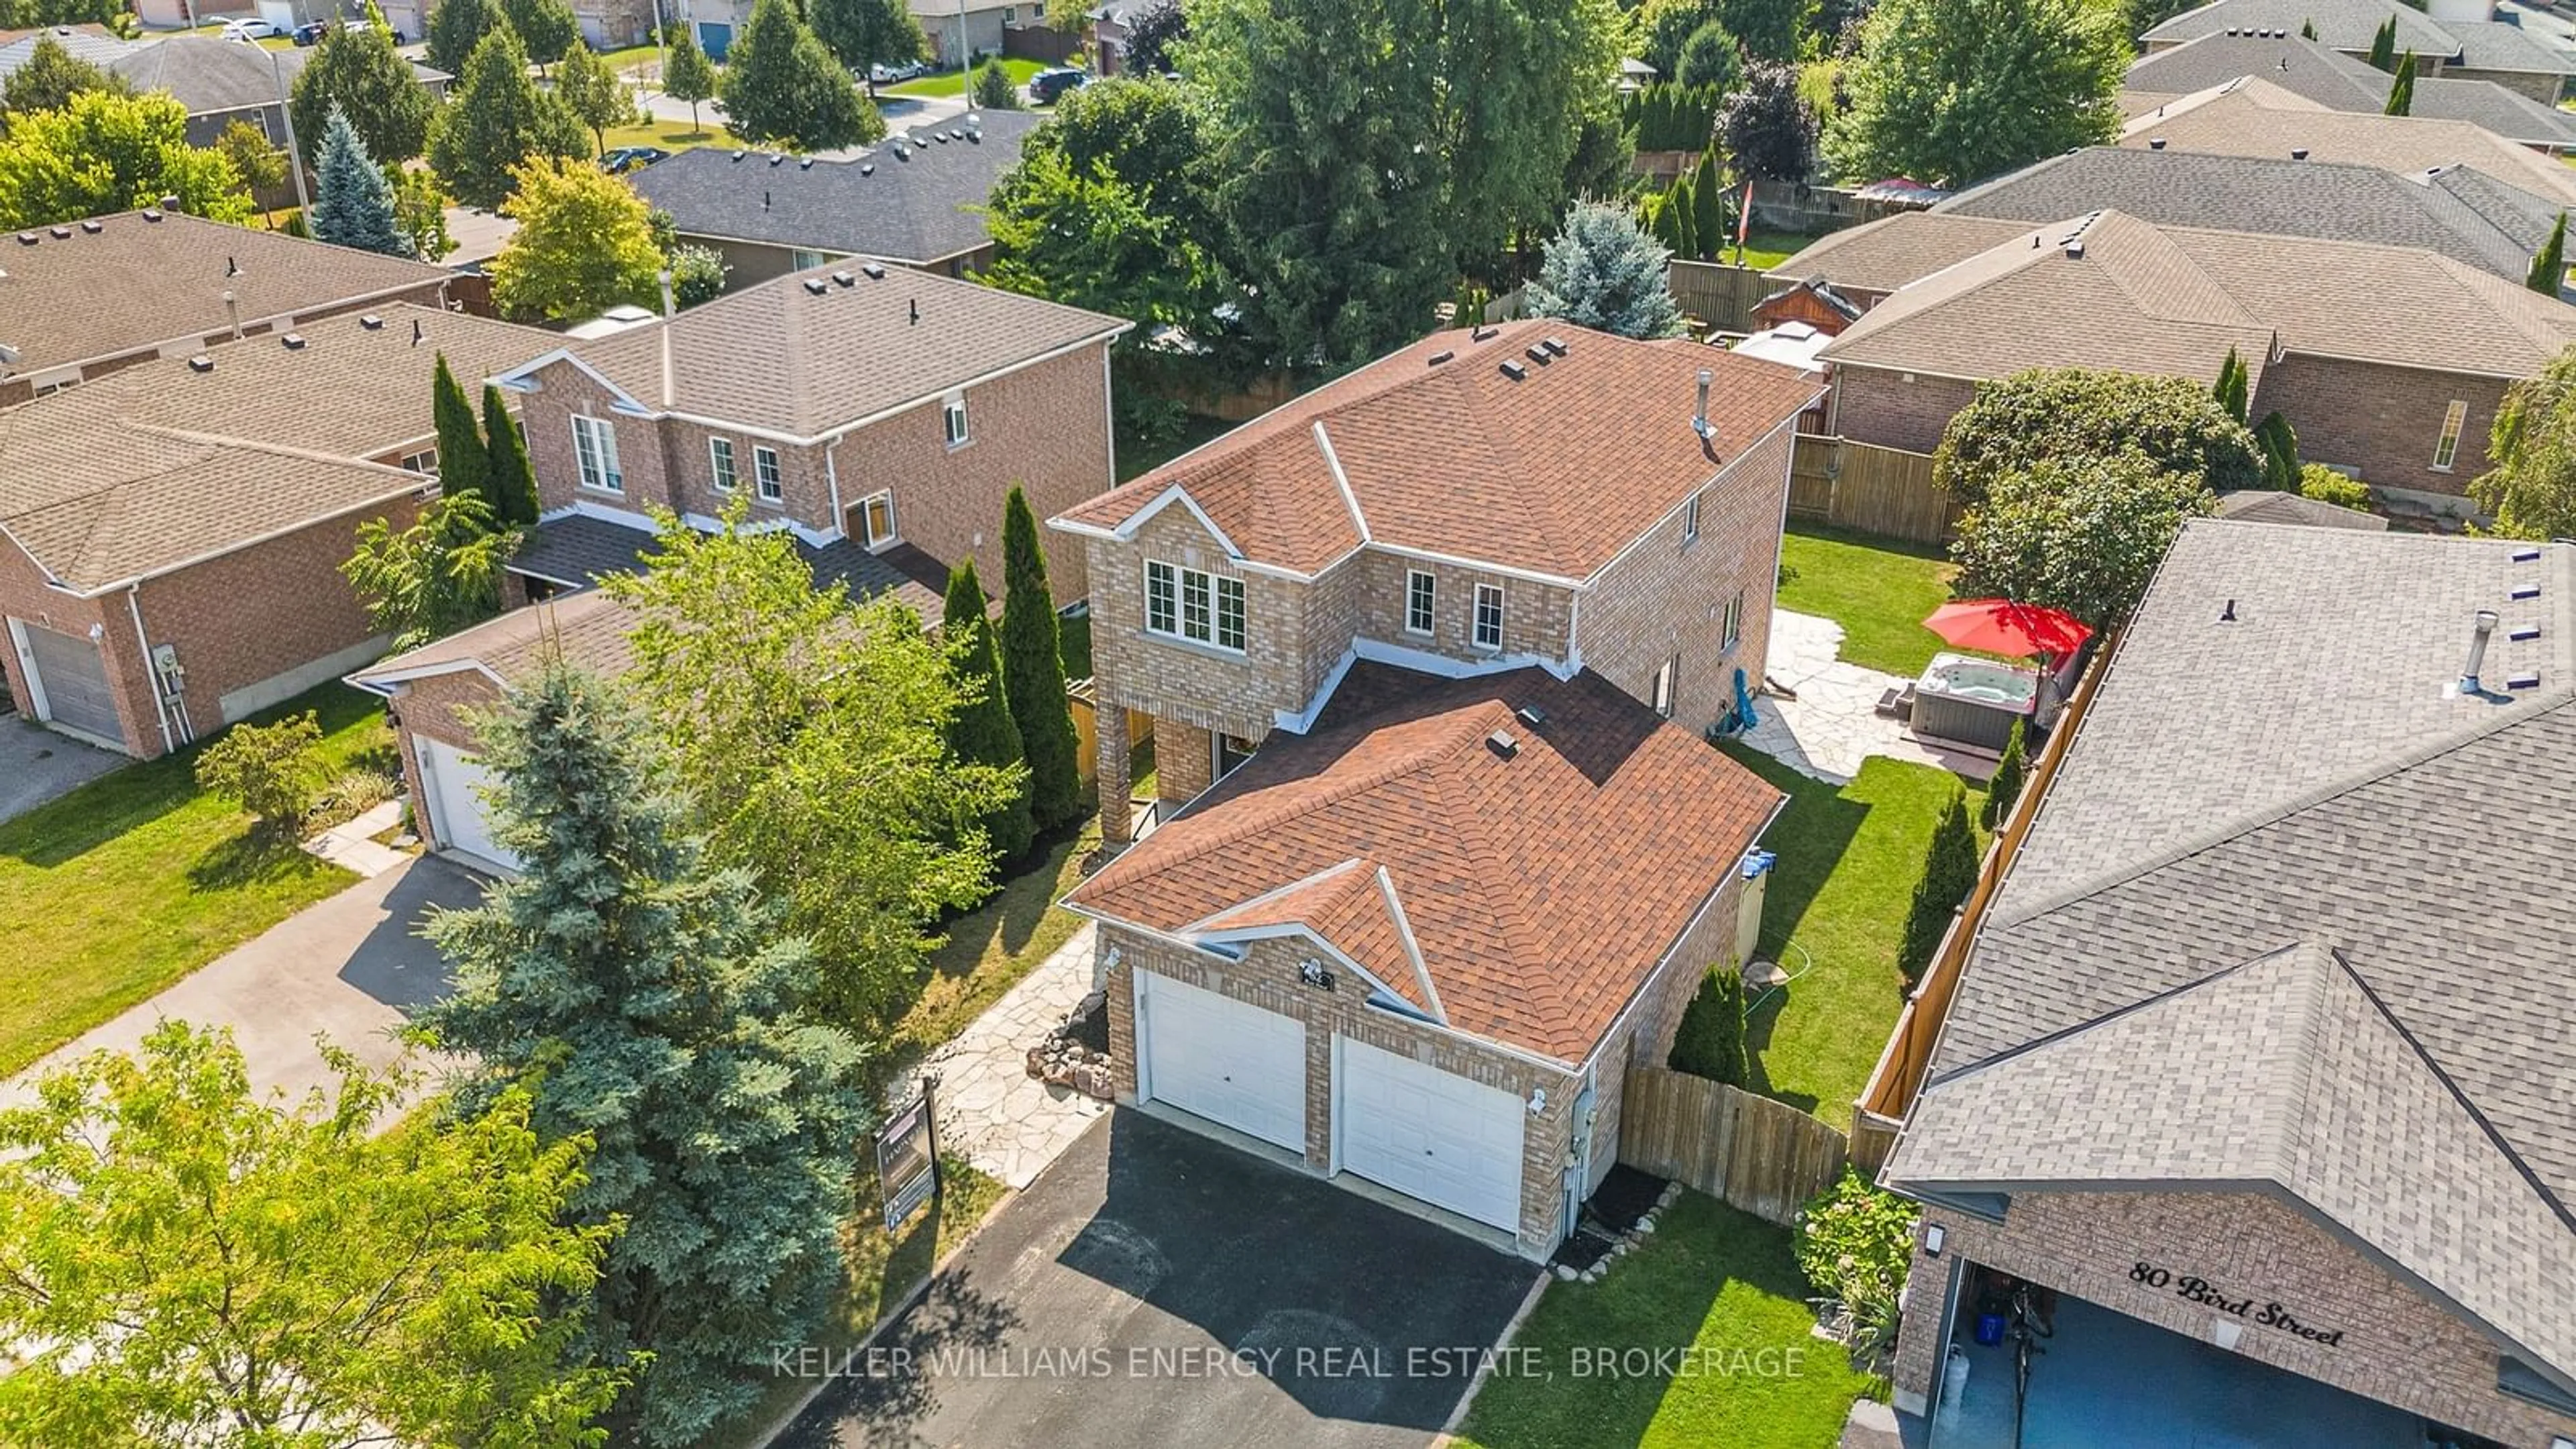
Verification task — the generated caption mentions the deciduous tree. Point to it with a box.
[1949,454,2215,628]
[661,25,718,134]
[2474,342,2576,539]
[1526,201,1686,338]
[490,156,663,319]
[390,163,454,258]
[503,0,581,72]
[426,0,508,77]
[812,0,927,88]
[0,1022,620,1449]
[718,0,883,151]
[291,17,435,164]
[0,89,248,227]
[941,559,1034,863]
[420,663,871,1448]
[1123,0,1185,73]
[429,25,588,209]
[1720,60,1817,184]
[1,33,127,114]
[213,118,286,206]
[1933,366,2264,504]
[310,106,407,254]
[194,712,323,835]
[555,41,640,154]
[341,492,511,649]
[1825,0,2128,188]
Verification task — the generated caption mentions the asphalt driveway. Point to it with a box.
[0,716,123,825]
[777,1109,1544,1449]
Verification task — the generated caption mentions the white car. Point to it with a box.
[867,59,929,83]
[219,17,288,40]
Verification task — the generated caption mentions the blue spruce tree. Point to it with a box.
[309,105,407,256]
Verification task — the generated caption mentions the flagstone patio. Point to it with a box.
[920,923,1110,1189]
[1741,610,1993,785]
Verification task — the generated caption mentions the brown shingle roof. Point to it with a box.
[2118,78,2576,209]
[1765,213,2039,297]
[0,210,451,380]
[350,587,639,690]
[1063,663,1784,1061]
[545,260,1128,439]
[1055,321,1822,580]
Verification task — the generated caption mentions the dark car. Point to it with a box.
[600,146,672,175]
[1028,67,1087,105]
[291,19,331,44]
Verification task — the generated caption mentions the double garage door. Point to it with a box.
[416,736,519,870]
[14,621,125,748]
[1135,972,1525,1234]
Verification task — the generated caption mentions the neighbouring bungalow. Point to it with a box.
[2122,30,2576,149]
[2142,0,2576,103]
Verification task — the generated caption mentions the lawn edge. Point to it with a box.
[1431,1269,1554,1448]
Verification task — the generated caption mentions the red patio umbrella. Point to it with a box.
[1921,598,2092,660]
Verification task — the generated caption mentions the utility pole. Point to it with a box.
[957,0,969,103]
[268,47,313,217]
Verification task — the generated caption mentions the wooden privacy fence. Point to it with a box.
[1668,260,1771,333]
[1788,436,1961,547]
[1619,1067,1847,1225]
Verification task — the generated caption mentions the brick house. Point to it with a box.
[0,303,555,755]
[1813,209,2576,513]
[1878,521,2576,1447]
[1046,320,1821,1255]
[2139,0,2576,105]
[0,208,454,407]
[492,259,1128,609]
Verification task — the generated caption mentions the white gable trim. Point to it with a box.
[1108,483,1248,558]
[1375,864,1445,1025]
[1314,421,1371,543]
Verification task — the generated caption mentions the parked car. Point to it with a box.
[1029,66,1086,105]
[219,17,288,41]
[291,19,329,43]
[600,146,670,174]
[867,59,928,83]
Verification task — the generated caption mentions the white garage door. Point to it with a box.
[1138,972,1306,1152]
[418,736,518,870]
[16,621,124,747]
[1337,1036,1525,1232]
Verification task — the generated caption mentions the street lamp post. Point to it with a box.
[268,47,313,217]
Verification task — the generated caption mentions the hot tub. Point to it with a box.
[1912,652,2040,751]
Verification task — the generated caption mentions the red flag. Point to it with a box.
[1737,178,1754,248]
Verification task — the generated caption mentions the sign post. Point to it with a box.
[876,1077,941,1234]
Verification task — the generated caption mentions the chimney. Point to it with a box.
[1693,368,1713,439]
[658,268,676,408]
[2461,609,2500,694]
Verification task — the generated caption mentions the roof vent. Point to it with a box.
[1515,704,1548,729]
[2509,624,2541,642]
[2461,608,2500,694]
[359,313,384,329]
[1470,325,1496,342]
[280,331,305,350]
[2511,582,2542,600]
[1541,336,1568,356]
[861,163,875,176]
[1525,343,1550,365]
[1427,348,1455,365]
[141,207,162,221]
[802,277,829,295]
[1693,368,1715,440]
[2219,597,2237,623]
[47,226,68,239]
[2064,239,2086,260]
[830,269,855,287]
[2510,546,2542,563]
[186,354,213,373]
[2506,672,2542,690]
[908,298,918,325]
[965,128,981,143]
[769,153,785,167]
[78,219,101,234]
[932,131,948,143]
[731,149,747,161]
[763,189,772,210]
[226,256,239,278]
[2290,147,2309,160]
[13,233,32,245]
[861,262,885,279]
[2149,137,2167,150]
[1498,358,1527,380]
[157,194,178,211]
[892,144,908,161]
[1485,729,1519,759]
[799,157,814,169]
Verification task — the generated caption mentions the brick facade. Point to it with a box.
[2449,65,2566,105]
[2251,354,2505,501]
[382,667,504,855]
[1897,1190,2576,1446]
[1827,366,1978,455]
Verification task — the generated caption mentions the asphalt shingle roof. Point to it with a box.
[2143,0,2576,74]
[2123,32,2576,146]
[506,513,949,622]
[1765,213,2034,296]
[105,36,445,116]
[2116,78,2576,209]
[1057,320,1824,580]
[0,25,130,80]
[629,111,1039,266]
[1064,662,1785,1062]
[2210,489,2388,529]
[352,586,639,688]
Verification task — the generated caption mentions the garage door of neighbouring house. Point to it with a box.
[1136,972,1306,1152]
[1336,1036,1525,1233]
[15,621,125,748]
[695,20,732,59]
[417,736,517,870]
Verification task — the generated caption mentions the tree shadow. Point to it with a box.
[1713,742,1869,960]
[186,827,319,892]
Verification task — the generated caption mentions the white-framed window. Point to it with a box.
[753,445,784,502]
[943,392,969,447]
[402,446,438,473]
[1405,569,1436,636]
[1721,589,1744,651]
[709,436,737,492]
[1681,490,1702,545]
[571,413,622,493]
[859,490,897,546]
[791,248,828,270]
[1144,559,1245,651]
[1650,656,1677,718]
[1002,3,1015,19]
[1472,583,1505,651]
[2432,399,2468,472]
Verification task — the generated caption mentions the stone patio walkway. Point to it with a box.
[923,923,1110,1189]
[1739,610,1991,785]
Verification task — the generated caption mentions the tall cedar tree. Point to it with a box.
[1691,146,1727,258]
[810,0,928,88]
[430,353,494,513]
[1896,788,1979,985]
[2528,212,2566,296]
[310,106,407,255]
[428,25,588,209]
[718,0,883,152]
[2254,410,2300,490]
[2384,51,2416,115]
[420,664,872,1448]
[2366,15,2397,70]
[1000,486,1082,830]
[1825,0,2128,189]
[661,28,718,135]
[1,34,127,113]
[1980,718,2026,828]
[2212,345,2249,424]
[502,0,580,71]
[555,42,636,154]
[291,21,435,164]
[941,560,1035,863]
[1669,964,1751,1086]
[1525,201,1686,339]
[425,0,507,77]
[482,384,542,525]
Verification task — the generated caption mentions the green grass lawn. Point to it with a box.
[181,21,297,49]
[0,684,392,1076]
[887,818,1099,1069]
[881,57,1046,99]
[598,115,743,155]
[596,42,668,78]
[1458,1191,1880,1449]
[1776,523,1957,678]
[1724,228,1817,273]
[1717,745,1979,1130]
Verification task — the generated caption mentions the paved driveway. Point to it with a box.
[777,1110,1542,1449]
[0,716,123,825]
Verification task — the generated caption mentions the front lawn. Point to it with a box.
[0,684,391,1075]
[886,818,1099,1068]
[1776,523,1957,678]
[598,116,743,155]
[1717,745,1979,1130]
[1457,1190,1879,1449]
[881,57,1045,99]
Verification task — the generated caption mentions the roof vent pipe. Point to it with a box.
[1693,368,1715,440]
[223,288,240,338]
[2461,608,2500,694]
[2290,147,2308,160]
[2149,137,2167,150]
[658,268,676,408]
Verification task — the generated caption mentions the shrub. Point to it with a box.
[1933,367,2264,506]
[1979,718,2025,830]
[1794,1168,1917,1364]
[1669,963,1750,1086]
[311,765,401,832]
[2298,464,2373,511]
[1896,788,1978,986]
[195,712,325,836]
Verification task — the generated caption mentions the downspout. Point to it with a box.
[1102,345,1118,485]
[126,585,175,757]
[824,436,846,535]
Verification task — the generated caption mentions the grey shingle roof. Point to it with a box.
[506,513,949,621]
[1763,213,2033,295]
[2440,16,2576,75]
[0,25,133,81]
[2145,0,2484,63]
[1890,523,2576,1383]
[2211,489,2389,529]
[105,37,445,117]
[1934,148,2548,284]
[2123,32,2576,146]
[2117,78,2576,209]
[629,110,1040,266]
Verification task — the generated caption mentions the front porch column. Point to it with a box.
[1097,703,1132,845]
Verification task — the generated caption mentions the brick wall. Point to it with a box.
[1156,719,1212,806]
[1083,507,1313,743]
[382,669,504,853]
[1344,551,1574,668]
[0,538,134,746]
[1829,366,1977,455]
[2450,65,2565,104]
[2253,354,2506,500]
[1896,1189,2576,1444]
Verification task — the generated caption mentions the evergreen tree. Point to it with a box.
[1,33,127,114]
[940,560,1034,863]
[973,57,1021,109]
[718,0,884,152]
[1896,789,1979,985]
[2383,51,2415,115]
[811,0,928,88]
[555,41,638,154]
[1527,201,1686,338]
[482,384,541,525]
[2255,410,2300,490]
[502,0,580,71]
[2300,17,2316,39]
[2212,345,2249,425]
[999,486,1081,830]
[1669,964,1750,1086]
[661,27,718,136]
[2365,15,2396,70]
[420,665,871,1448]
[294,16,435,162]
[426,0,508,77]
[1691,146,1727,258]
[428,25,588,209]
[1979,718,2025,829]
[431,353,495,515]
[1676,19,1743,92]
[2529,211,2566,297]
[1669,171,1700,258]
[309,106,406,255]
